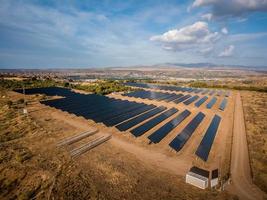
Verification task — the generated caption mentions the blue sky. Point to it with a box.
[0,0,267,68]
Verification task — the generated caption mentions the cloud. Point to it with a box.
[218,45,235,57]
[192,0,267,18]
[199,46,213,54]
[201,13,213,21]
[221,27,228,34]
[150,21,220,51]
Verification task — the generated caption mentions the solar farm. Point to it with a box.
[15,82,234,185]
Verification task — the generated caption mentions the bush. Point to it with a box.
[17,99,24,104]
[6,100,13,108]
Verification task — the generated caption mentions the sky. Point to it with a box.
[0,0,267,68]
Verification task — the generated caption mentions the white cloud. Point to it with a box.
[221,27,228,34]
[201,13,213,21]
[150,21,220,51]
[192,0,267,18]
[199,46,213,54]
[218,45,235,57]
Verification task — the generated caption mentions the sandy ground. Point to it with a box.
[226,92,267,200]
[8,88,239,195]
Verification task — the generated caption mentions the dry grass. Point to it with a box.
[0,90,237,200]
[241,91,267,193]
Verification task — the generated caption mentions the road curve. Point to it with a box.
[227,92,266,200]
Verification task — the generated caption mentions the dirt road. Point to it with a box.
[227,92,266,200]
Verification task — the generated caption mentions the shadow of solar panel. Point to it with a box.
[195,114,221,161]
[130,108,178,137]
[104,105,156,126]
[173,94,191,104]
[148,109,191,143]
[194,96,208,107]
[206,97,217,109]
[169,112,205,151]
[115,106,166,131]
[219,98,227,111]
[183,95,199,105]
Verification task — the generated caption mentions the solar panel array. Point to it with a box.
[195,114,221,161]
[124,82,226,96]
[15,87,161,127]
[15,87,225,161]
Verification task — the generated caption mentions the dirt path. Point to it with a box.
[110,137,191,176]
[227,92,266,200]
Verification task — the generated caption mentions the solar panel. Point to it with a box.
[195,114,221,161]
[219,98,227,111]
[173,95,191,104]
[130,108,178,137]
[169,112,205,151]
[148,109,191,143]
[95,103,148,122]
[104,105,156,126]
[165,94,183,102]
[183,95,199,105]
[194,96,208,107]
[206,97,217,109]
[115,106,166,131]
[124,82,210,94]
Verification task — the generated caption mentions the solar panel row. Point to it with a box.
[195,114,221,161]
[206,97,217,109]
[130,108,178,137]
[124,82,222,96]
[115,106,167,131]
[124,90,183,103]
[183,95,199,105]
[169,112,205,152]
[195,96,208,107]
[173,94,191,104]
[219,98,227,111]
[148,109,191,143]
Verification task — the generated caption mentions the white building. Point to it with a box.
[186,167,209,189]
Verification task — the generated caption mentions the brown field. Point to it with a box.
[241,91,267,193]
[0,88,238,200]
